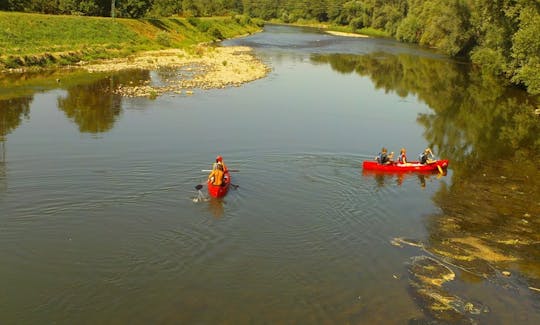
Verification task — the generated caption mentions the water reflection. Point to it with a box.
[57,71,150,133]
[0,96,32,193]
[311,52,539,169]
[57,77,122,133]
[0,141,5,194]
[207,197,225,218]
[0,96,32,138]
[312,51,540,322]
[362,170,444,189]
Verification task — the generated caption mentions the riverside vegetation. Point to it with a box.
[0,11,263,71]
[0,12,269,97]
[1,0,538,95]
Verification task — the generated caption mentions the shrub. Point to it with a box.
[3,56,23,69]
[209,27,224,40]
[187,17,199,27]
[156,31,171,47]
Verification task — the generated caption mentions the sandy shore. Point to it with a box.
[325,31,370,38]
[79,46,270,97]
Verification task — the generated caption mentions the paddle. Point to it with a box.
[201,169,239,172]
[195,184,203,190]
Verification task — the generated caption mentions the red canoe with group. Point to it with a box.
[207,170,231,198]
[362,159,449,173]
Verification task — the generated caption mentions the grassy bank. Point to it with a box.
[0,11,263,70]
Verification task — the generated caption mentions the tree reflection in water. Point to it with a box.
[57,70,150,133]
[313,51,540,323]
[0,96,33,194]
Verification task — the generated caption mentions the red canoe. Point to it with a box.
[362,160,449,172]
[207,170,231,198]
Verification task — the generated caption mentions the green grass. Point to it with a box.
[0,12,261,70]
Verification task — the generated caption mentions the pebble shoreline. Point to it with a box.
[79,46,271,97]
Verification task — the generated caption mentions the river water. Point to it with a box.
[1,24,539,324]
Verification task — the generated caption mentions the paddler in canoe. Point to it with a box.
[364,146,447,174]
[208,162,225,186]
[419,147,436,165]
[212,155,228,172]
[398,147,409,164]
[375,147,394,165]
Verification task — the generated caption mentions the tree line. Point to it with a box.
[1,0,538,94]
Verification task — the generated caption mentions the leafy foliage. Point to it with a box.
[1,0,538,93]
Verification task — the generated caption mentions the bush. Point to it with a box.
[350,17,364,30]
[187,17,198,26]
[156,31,171,47]
[196,20,210,32]
[234,15,251,25]
[3,56,23,69]
[209,27,224,40]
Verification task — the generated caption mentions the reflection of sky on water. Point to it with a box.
[223,24,450,59]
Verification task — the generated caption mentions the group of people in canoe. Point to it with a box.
[376,147,436,165]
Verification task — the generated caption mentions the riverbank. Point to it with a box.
[325,30,370,38]
[0,12,269,97]
[82,46,270,97]
[0,12,263,71]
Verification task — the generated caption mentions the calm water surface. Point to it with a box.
[1,25,539,324]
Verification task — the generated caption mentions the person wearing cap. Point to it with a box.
[212,155,228,172]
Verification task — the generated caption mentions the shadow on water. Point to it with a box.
[312,52,540,323]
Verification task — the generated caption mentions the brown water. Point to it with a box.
[0,24,538,324]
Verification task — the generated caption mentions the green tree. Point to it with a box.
[149,0,181,16]
[510,4,540,94]
[117,0,153,18]
[396,0,473,56]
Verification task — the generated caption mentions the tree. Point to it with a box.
[117,0,153,18]
[510,3,540,94]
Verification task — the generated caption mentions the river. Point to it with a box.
[1,24,539,324]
